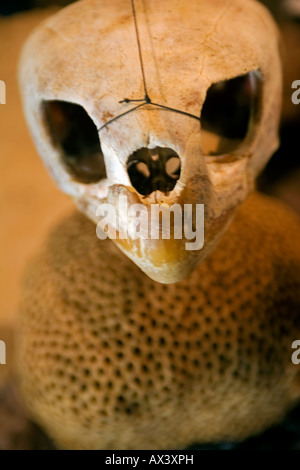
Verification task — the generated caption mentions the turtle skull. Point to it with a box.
[19,0,281,283]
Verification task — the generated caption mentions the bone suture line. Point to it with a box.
[99,0,201,132]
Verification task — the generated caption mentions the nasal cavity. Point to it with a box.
[127,147,181,196]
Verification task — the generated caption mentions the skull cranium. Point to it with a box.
[19,0,282,283]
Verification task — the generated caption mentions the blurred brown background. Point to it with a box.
[0,7,73,331]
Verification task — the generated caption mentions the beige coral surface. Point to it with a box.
[15,192,300,449]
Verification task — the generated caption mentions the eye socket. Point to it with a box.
[200,71,262,157]
[43,100,106,184]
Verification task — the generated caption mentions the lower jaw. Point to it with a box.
[112,237,209,284]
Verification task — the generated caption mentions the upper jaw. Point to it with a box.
[90,183,236,284]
